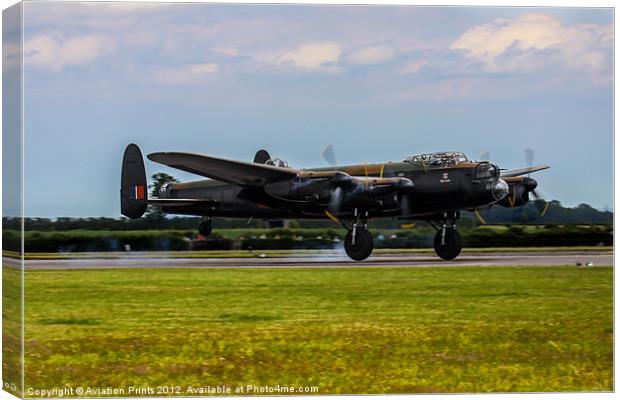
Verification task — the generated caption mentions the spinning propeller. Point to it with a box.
[328,186,344,213]
[322,144,338,168]
[474,148,549,224]
[524,148,549,217]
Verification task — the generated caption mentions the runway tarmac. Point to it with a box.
[6,251,613,270]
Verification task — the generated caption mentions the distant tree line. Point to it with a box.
[3,225,612,253]
[1,199,612,233]
[472,200,613,225]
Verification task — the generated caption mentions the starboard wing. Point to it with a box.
[147,198,217,207]
[147,152,298,186]
[500,165,550,178]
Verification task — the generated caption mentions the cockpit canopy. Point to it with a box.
[265,158,290,168]
[404,151,469,168]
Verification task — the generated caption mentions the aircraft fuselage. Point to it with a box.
[159,161,504,221]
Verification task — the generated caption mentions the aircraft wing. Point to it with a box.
[500,165,550,178]
[147,198,216,207]
[147,152,298,186]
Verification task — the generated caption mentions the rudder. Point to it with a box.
[121,143,148,219]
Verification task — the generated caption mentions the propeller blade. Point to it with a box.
[479,151,490,161]
[400,194,412,218]
[525,148,535,168]
[531,189,549,216]
[322,144,337,167]
[381,162,395,177]
[524,148,536,178]
[324,209,340,223]
[474,209,486,225]
[524,149,549,216]
[328,187,344,213]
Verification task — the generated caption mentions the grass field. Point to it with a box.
[17,264,613,394]
[3,266,22,397]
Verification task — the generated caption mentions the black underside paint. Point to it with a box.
[163,167,500,220]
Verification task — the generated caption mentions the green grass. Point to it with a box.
[3,266,22,397]
[22,265,612,394]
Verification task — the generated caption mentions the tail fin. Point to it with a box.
[120,143,148,219]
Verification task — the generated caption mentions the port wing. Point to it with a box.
[147,152,298,186]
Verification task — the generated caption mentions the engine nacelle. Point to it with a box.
[264,173,414,205]
[498,177,537,208]
[265,176,334,201]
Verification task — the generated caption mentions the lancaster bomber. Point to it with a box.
[121,144,549,261]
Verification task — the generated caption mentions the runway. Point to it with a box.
[6,251,613,270]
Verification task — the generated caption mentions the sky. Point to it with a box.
[4,2,614,217]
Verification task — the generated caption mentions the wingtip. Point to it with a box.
[529,164,551,174]
[146,152,165,161]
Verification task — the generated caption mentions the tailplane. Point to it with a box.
[120,143,148,219]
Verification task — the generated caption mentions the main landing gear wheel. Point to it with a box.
[433,227,462,260]
[198,219,212,237]
[344,228,374,261]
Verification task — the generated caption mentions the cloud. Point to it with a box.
[385,13,613,102]
[122,30,161,49]
[155,63,219,84]
[268,42,399,73]
[399,59,428,75]
[21,6,612,104]
[450,13,612,74]
[266,42,398,73]
[275,42,342,73]
[188,63,218,74]
[24,34,116,71]
[346,44,397,65]
[3,40,21,72]
[214,47,239,57]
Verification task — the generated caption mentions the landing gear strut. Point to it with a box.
[198,217,212,237]
[342,209,374,261]
[429,212,462,260]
